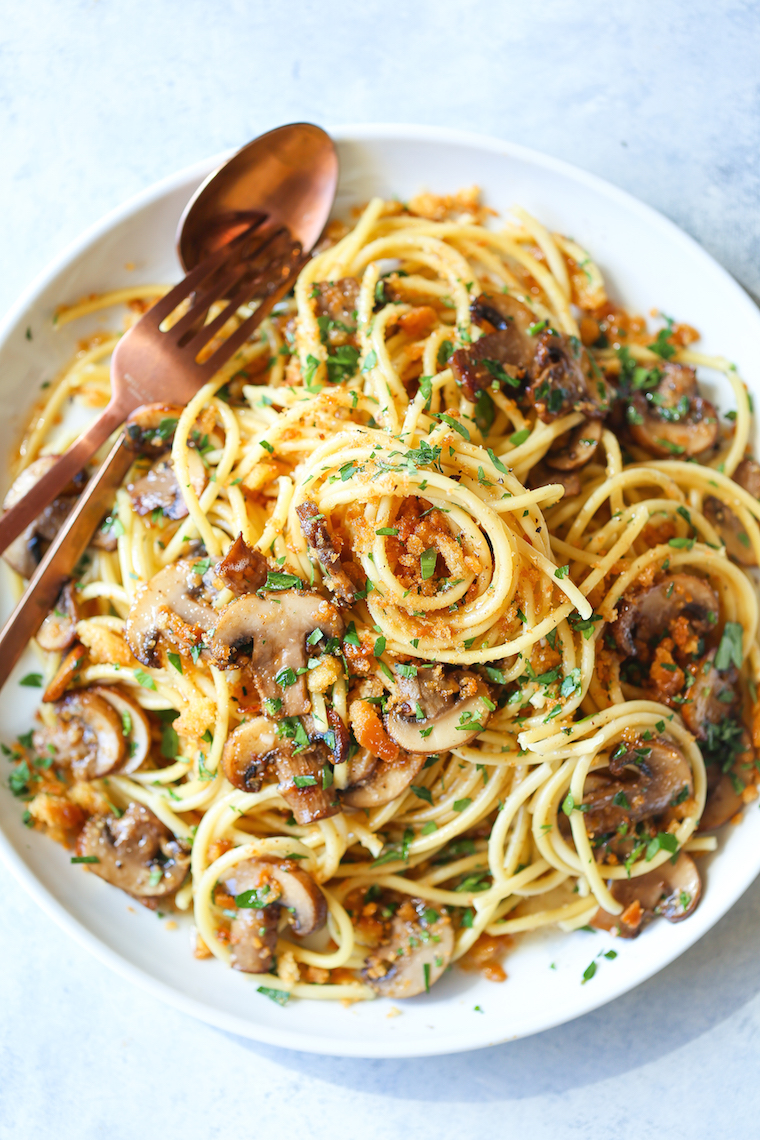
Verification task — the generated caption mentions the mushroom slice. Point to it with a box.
[274,744,339,825]
[75,802,190,904]
[222,716,278,793]
[581,738,693,835]
[39,689,128,780]
[545,419,603,471]
[680,648,739,739]
[210,590,344,716]
[527,329,612,423]
[627,362,718,457]
[703,458,760,567]
[595,852,701,937]
[94,686,151,773]
[610,573,718,658]
[385,669,493,752]
[125,559,218,667]
[341,750,427,808]
[220,857,327,973]
[363,898,454,998]
[43,643,87,702]
[699,771,745,831]
[127,450,206,520]
[296,500,356,605]
[527,462,581,499]
[2,456,85,579]
[124,402,185,456]
[37,582,80,652]
[214,533,268,596]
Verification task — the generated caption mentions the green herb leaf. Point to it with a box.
[134,669,156,691]
[167,652,183,674]
[19,673,43,688]
[420,547,438,580]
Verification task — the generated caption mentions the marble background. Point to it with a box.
[1,2,759,1136]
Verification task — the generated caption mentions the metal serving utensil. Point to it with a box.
[0,123,338,687]
[0,122,338,557]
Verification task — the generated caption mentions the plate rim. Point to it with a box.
[1,121,759,1058]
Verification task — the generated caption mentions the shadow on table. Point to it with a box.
[222,874,760,1102]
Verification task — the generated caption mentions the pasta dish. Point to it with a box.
[4,187,759,1005]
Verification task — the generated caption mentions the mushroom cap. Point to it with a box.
[363,898,454,998]
[610,573,718,658]
[36,581,80,652]
[210,589,344,716]
[703,496,756,565]
[127,450,206,520]
[582,737,693,835]
[341,750,426,808]
[222,858,328,937]
[75,803,190,902]
[385,669,493,752]
[699,771,745,831]
[221,716,279,792]
[680,648,739,739]
[627,363,718,457]
[273,746,340,824]
[125,559,218,667]
[50,689,129,780]
[595,852,701,936]
[2,456,84,579]
[545,419,603,471]
[124,403,185,456]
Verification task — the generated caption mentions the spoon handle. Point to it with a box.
[0,436,134,691]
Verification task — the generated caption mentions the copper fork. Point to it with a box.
[0,218,304,557]
[0,225,307,687]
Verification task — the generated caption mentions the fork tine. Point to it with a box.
[177,228,297,355]
[196,251,309,379]
[145,215,269,325]
[168,258,259,343]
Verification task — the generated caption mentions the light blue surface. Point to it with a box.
[1,2,759,1136]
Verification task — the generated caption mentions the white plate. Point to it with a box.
[1,124,759,1058]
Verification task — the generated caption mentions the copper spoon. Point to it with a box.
[0,122,338,557]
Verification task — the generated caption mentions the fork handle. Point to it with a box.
[0,397,130,558]
[0,436,134,691]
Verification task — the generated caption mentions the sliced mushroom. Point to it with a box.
[37,581,80,652]
[545,419,603,471]
[703,458,760,567]
[33,689,128,780]
[627,362,718,457]
[94,686,152,773]
[296,500,356,604]
[594,852,701,937]
[680,648,739,738]
[127,450,206,520]
[124,402,185,456]
[385,669,493,752]
[344,745,378,787]
[220,857,327,973]
[2,456,85,579]
[450,293,536,401]
[125,559,218,667]
[527,462,581,498]
[341,750,427,808]
[527,329,612,423]
[43,643,87,702]
[581,738,693,835]
[610,573,718,658]
[222,716,278,793]
[699,772,744,831]
[363,897,454,998]
[274,743,339,824]
[210,590,344,716]
[75,802,190,904]
[214,533,268,596]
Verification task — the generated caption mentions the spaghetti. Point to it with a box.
[6,187,760,1004]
